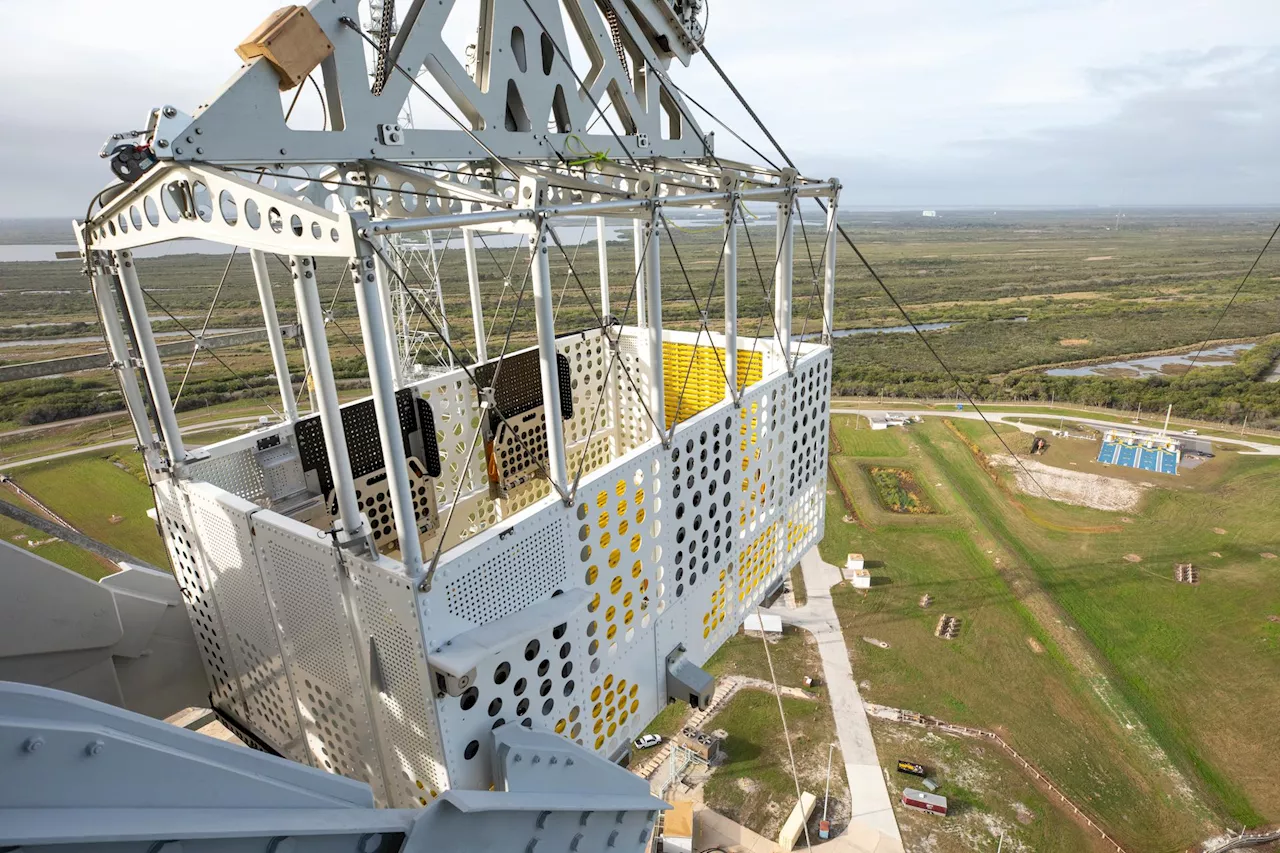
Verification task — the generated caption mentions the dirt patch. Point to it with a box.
[735,777,759,794]
[1213,527,1228,535]
[1211,552,1222,558]
[1124,554,1143,563]
[1013,802,1035,825]
[1262,553,1277,560]
[1059,338,1090,346]
[1267,615,1280,624]
[1120,517,1134,524]
[989,455,1149,511]
[1085,256,1114,261]
[108,514,124,525]
[1026,637,1044,654]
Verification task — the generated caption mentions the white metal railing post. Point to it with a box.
[249,249,299,421]
[633,218,647,327]
[112,250,185,464]
[463,229,488,363]
[775,193,795,364]
[352,245,424,575]
[530,219,570,497]
[372,239,404,386]
[89,257,155,452]
[289,255,365,544]
[644,211,666,434]
[596,218,611,320]
[724,201,739,401]
[823,181,841,345]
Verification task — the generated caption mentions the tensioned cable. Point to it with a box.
[173,247,239,407]
[1182,218,1280,373]
[271,254,365,360]
[701,44,1053,500]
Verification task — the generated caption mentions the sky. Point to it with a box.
[1,0,1279,217]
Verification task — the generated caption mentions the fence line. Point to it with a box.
[867,703,1128,853]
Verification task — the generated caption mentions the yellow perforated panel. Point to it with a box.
[662,344,764,428]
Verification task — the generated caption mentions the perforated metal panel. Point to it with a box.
[250,511,388,804]
[155,480,244,717]
[185,448,268,503]
[327,457,439,553]
[442,517,568,627]
[184,484,307,760]
[349,555,449,806]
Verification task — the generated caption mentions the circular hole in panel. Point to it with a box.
[460,686,479,711]
[192,182,212,222]
[488,698,502,716]
[218,190,238,225]
[524,640,540,661]
[513,677,527,696]
[290,214,304,236]
[494,661,511,684]
[129,205,143,230]
[464,740,479,760]
[144,195,160,226]
[268,207,284,233]
[244,198,261,229]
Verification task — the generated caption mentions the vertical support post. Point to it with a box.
[250,249,299,421]
[112,250,185,464]
[372,239,404,386]
[823,182,840,346]
[633,218,647,327]
[463,229,488,364]
[530,220,570,497]
[352,245,424,575]
[290,255,364,544]
[775,194,795,365]
[90,258,154,451]
[723,203,738,401]
[596,218,611,321]
[644,212,666,434]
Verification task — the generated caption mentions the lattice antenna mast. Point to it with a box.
[74,0,843,816]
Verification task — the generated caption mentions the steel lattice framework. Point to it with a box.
[76,0,842,812]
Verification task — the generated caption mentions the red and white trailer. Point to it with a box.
[902,788,948,816]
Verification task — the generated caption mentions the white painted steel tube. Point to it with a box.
[250,249,299,421]
[463,230,488,363]
[289,255,363,542]
[372,240,404,386]
[633,219,647,327]
[775,198,794,362]
[723,206,738,400]
[351,251,424,576]
[644,215,666,434]
[113,250,185,463]
[530,226,570,496]
[823,187,840,344]
[596,218,611,320]
[91,264,155,449]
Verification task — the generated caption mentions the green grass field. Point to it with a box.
[0,493,117,579]
[820,418,1280,850]
[7,451,167,568]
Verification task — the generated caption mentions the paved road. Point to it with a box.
[0,415,269,470]
[832,406,1280,456]
[765,548,903,849]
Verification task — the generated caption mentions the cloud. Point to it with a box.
[2,2,1280,215]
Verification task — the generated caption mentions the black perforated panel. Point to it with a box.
[295,389,441,496]
[475,351,573,432]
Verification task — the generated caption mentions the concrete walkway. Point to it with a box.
[767,548,902,849]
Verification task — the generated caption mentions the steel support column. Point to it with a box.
[775,198,795,363]
[289,255,364,544]
[112,250,185,464]
[823,185,840,345]
[351,248,424,576]
[596,218,611,321]
[723,205,738,401]
[644,215,666,434]
[372,240,404,386]
[250,249,299,421]
[633,219,647,327]
[530,223,569,497]
[90,260,155,451]
[463,230,488,364]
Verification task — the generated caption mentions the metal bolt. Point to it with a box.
[514,753,522,762]
[85,739,104,756]
[196,148,203,155]
[23,736,44,753]
[163,106,177,118]
[185,136,193,144]
[280,148,288,155]
[194,127,203,135]
[357,833,382,853]
[174,147,183,155]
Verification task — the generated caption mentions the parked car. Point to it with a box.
[633,734,663,750]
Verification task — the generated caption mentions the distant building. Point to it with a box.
[922,210,938,217]
[1097,427,1183,475]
